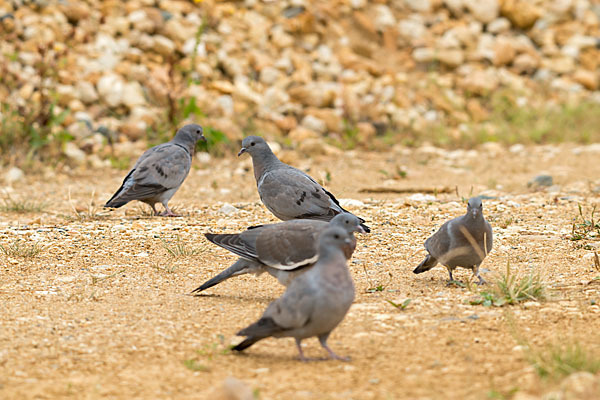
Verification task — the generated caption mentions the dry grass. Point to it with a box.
[470,262,548,306]
[0,239,44,258]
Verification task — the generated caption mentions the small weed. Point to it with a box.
[183,359,210,372]
[108,155,131,170]
[0,238,44,258]
[529,343,600,380]
[486,387,519,399]
[363,266,393,293]
[499,217,514,229]
[0,196,47,213]
[161,235,200,257]
[386,299,411,310]
[67,189,107,221]
[151,261,177,273]
[470,262,547,306]
[91,268,126,285]
[570,204,600,241]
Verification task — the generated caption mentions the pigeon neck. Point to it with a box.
[252,149,282,180]
[315,247,345,268]
[172,134,195,156]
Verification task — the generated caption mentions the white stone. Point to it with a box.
[152,35,175,57]
[4,167,24,184]
[301,115,327,134]
[487,17,510,33]
[76,81,98,104]
[399,19,427,40]
[339,199,365,207]
[122,82,146,108]
[408,193,437,202]
[63,142,86,164]
[374,5,396,30]
[404,0,431,12]
[259,66,280,85]
[218,203,239,215]
[216,95,234,115]
[97,74,124,108]
[465,0,499,23]
[413,47,436,62]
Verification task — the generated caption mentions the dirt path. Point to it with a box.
[1,143,600,399]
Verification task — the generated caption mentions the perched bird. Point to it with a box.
[192,213,364,293]
[232,226,355,361]
[238,136,370,232]
[104,124,205,216]
[413,197,493,284]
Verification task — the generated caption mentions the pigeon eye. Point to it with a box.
[250,142,255,146]
[334,234,339,239]
[196,130,201,134]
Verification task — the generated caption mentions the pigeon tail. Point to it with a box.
[232,336,261,352]
[413,254,437,274]
[190,259,262,294]
[233,317,284,352]
[104,196,128,209]
[359,222,370,233]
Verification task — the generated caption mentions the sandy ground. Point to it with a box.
[1,143,600,400]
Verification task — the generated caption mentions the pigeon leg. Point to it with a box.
[295,338,309,362]
[149,203,159,216]
[473,264,486,285]
[318,334,350,362]
[160,203,180,217]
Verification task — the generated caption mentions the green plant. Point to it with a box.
[161,235,200,257]
[0,44,73,166]
[0,196,47,213]
[529,343,600,380]
[183,359,210,372]
[66,190,106,221]
[363,266,393,293]
[0,239,44,258]
[387,299,411,310]
[570,204,599,241]
[470,262,547,306]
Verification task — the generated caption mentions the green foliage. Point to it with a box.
[470,262,547,307]
[0,45,73,166]
[161,235,201,258]
[529,343,600,380]
[570,204,600,241]
[0,239,44,258]
[0,197,47,213]
[386,299,411,310]
[183,359,210,372]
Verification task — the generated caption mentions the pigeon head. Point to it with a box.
[175,124,206,145]
[318,227,351,254]
[467,197,483,218]
[330,213,365,234]
[238,135,270,157]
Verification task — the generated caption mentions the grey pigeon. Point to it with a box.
[232,226,355,361]
[104,124,205,216]
[413,197,493,284]
[192,213,364,293]
[238,136,370,232]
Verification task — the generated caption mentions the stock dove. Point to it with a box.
[104,124,205,216]
[191,213,364,293]
[238,136,370,232]
[413,197,493,284]
[232,226,355,361]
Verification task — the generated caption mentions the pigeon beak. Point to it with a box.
[356,226,366,234]
[200,135,207,142]
[238,147,247,157]
[344,238,351,245]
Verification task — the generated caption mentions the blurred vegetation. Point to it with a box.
[0,45,73,167]
[2,43,600,167]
